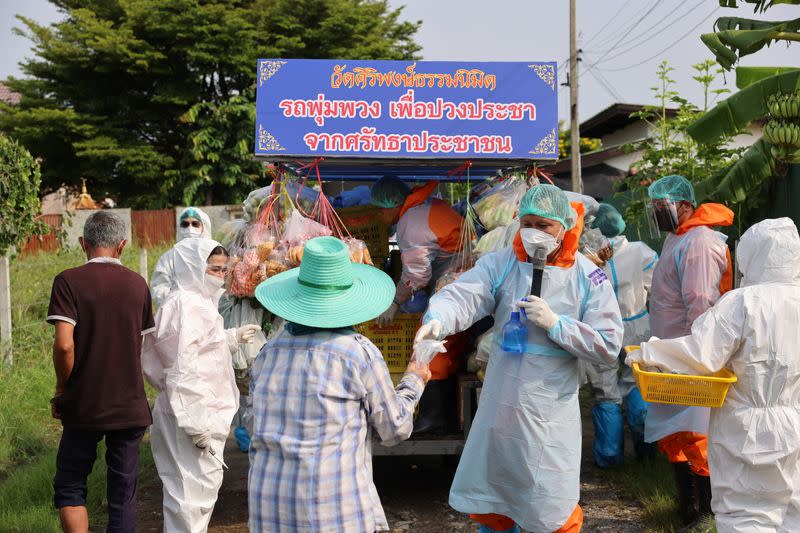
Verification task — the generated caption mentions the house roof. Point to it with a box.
[0,82,21,105]
[544,144,628,173]
[550,163,627,200]
[580,103,678,139]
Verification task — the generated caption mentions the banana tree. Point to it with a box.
[689,71,800,224]
[687,1,800,227]
[702,16,800,69]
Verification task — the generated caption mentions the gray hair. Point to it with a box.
[83,211,127,248]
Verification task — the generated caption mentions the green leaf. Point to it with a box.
[720,0,800,13]
[702,16,800,69]
[736,66,800,88]
[687,70,800,143]
[0,133,43,255]
[695,138,774,203]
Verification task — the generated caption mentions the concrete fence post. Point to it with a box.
[0,255,12,366]
[139,248,148,283]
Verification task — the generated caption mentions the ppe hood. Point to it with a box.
[177,207,213,240]
[737,217,800,286]
[173,238,225,300]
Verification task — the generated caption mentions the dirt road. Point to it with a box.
[133,398,645,533]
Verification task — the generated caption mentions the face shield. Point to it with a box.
[646,199,680,237]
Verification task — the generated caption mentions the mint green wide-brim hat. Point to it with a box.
[255,236,395,328]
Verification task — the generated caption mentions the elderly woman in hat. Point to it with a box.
[247,236,431,532]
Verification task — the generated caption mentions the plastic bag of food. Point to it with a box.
[474,220,519,256]
[242,186,274,222]
[219,219,246,251]
[476,331,494,363]
[413,339,448,365]
[282,210,332,246]
[473,178,528,231]
[265,247,292,277]
[565,191,600,217]
[229,248,262,298]
[343,237,373,265]
[580,227,612,267]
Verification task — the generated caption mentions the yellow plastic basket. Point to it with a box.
[625,345,737,408]
[355,313,421,373]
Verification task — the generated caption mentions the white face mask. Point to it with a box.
[178,226,203,240]
[520,227,562,257]
[205,274,225,290]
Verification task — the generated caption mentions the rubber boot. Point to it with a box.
[633,439,658,462]
[592,402,624,468]
[234,425,251,453]
[625,389,657,461]
[694,473,713,515]
[413,379,450,435]
[673,462,698,525]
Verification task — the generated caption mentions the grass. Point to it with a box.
[0,244,167,531]
[577,385,716,533]
[605,447,716,533]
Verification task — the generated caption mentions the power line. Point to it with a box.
[585,66,624,102]
[586,0,661,69]
[597,6,720,73]
[598,0,700,64]
[589,0,661,51]
[582,0,636,47]
[594,67,625,102]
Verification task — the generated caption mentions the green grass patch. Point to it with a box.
[0,246,166,529]
[606,455,716,533]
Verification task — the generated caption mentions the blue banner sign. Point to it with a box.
[255,59,558,160]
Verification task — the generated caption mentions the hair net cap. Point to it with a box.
[180,207,202,221]
[647,175,697,207]
[519,184,575,229]
[592,203,627,238]
[370,176,412,208]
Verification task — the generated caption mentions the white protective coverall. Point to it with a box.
[645,224,729,442]
[142,238,239,533]
[426,246,623,532]
[631,218,800,532]
[396,199,460,293]
[586,236,658,401]
[151,207,213,307]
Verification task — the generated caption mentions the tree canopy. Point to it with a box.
[0,133,42,256]
[0,0,421,207]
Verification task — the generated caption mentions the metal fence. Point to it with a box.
[21,214,62,255]
[131,209,175,248]
[21,209,177,254]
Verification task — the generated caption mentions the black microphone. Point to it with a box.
[530,247,547,298]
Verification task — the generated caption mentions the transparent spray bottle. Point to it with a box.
[502,246,547,353]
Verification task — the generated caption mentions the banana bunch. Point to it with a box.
[767,91,800,119]
[763,120,800,147]
[770,145,800,165]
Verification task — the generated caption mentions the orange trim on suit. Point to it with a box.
[470,505,583,532]
[656,203,734,478]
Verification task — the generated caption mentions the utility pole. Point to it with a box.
[569,0,583,193]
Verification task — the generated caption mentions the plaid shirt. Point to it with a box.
[247,329,424,532]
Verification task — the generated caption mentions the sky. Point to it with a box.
[2,0,799,122]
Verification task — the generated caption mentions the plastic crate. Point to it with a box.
[626,346,737,408]
[356,313,421,372]
[337,206,390,262]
